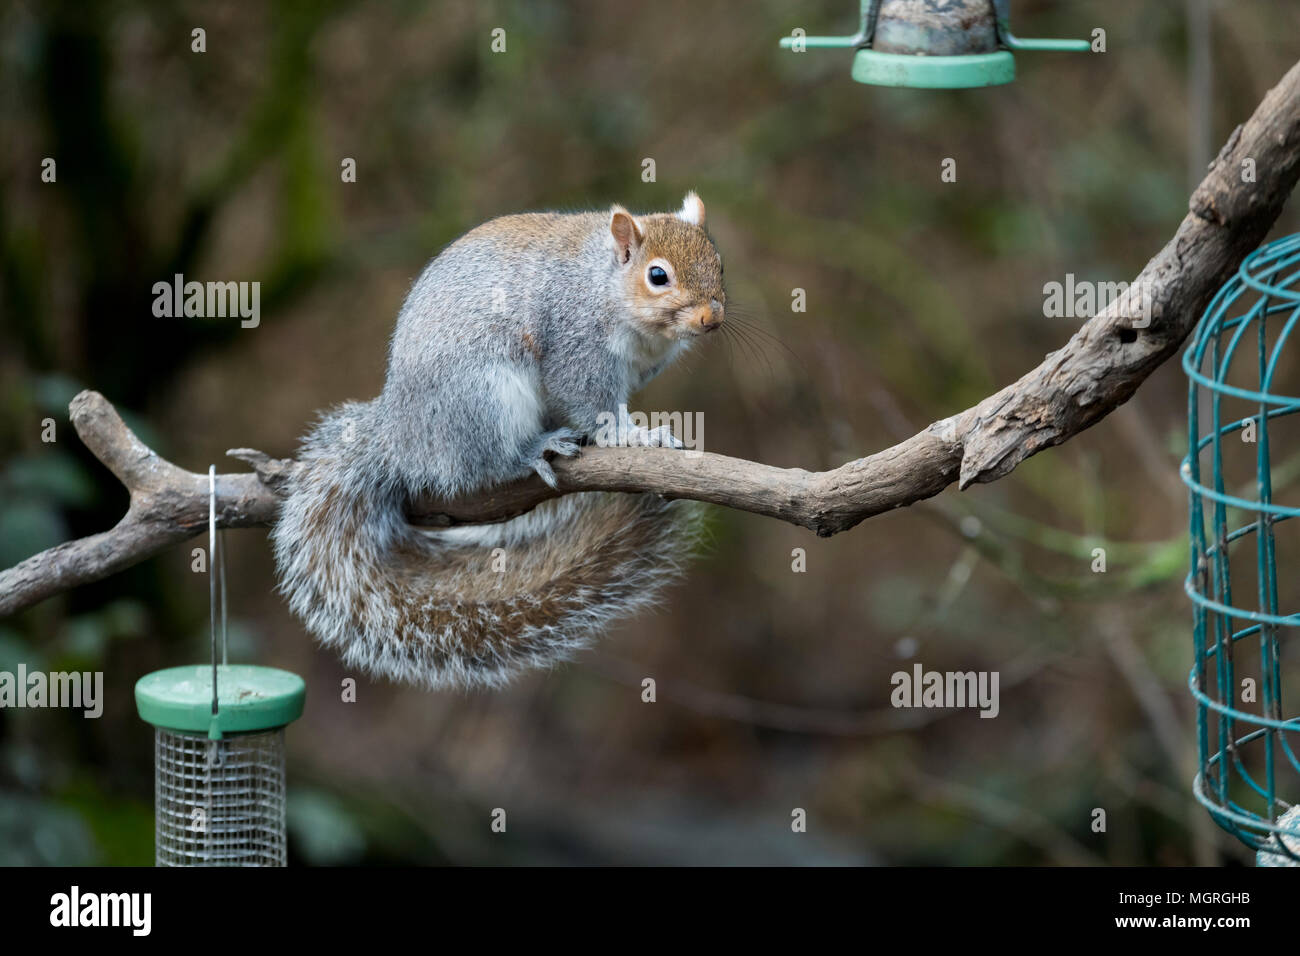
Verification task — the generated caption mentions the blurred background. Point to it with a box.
[2,0,1299,866]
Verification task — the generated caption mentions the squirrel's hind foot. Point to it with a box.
[527,427,584,488]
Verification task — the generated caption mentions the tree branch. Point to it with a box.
[4,58,1300,618]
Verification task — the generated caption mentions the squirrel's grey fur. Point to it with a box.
[271,195,724,689]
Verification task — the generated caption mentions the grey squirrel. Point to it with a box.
[272,193,725,689]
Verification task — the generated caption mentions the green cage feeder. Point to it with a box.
[779,0,1089,89]
[134,466,306,867]
[1183,232,1300,865]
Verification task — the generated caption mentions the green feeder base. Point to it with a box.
[135,664,305,739]
[851,49,1015,88]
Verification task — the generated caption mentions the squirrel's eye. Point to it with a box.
[648,266,670,287]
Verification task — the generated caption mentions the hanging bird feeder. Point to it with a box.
[779,0,1089,89]
[1182,232,1300,865]
[135,467,306,867]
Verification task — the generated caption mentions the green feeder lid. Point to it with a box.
[135,665,305,739]
[851,49,1015,89]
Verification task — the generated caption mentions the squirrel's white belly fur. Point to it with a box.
[482,362,546,452]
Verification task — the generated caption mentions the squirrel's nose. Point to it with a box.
[698,299,724,331]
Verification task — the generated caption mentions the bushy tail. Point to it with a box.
[271,405,699,689]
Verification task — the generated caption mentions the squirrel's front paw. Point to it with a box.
[527,427,584,489]
[625,424,684,449]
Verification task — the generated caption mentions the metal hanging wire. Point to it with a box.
[210,465,220,717]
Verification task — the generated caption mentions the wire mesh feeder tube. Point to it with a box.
[136,665,306,867]
[154,726,287,866]
[1182,231,1300,862]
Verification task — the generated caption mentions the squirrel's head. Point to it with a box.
[609,192,725,340]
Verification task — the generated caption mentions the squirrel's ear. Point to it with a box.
[609,206,644,265]
[677,191,705,227]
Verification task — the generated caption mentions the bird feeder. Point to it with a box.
[779,0,1089,89]
[135,467,306,866]
[1183,232,1300,864]
[136,665,305,866]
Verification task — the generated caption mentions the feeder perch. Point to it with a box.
[779,0,1089,89]
[1183,232,1300,864]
